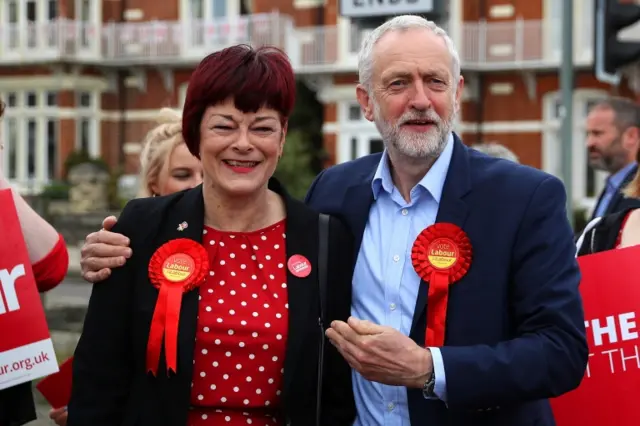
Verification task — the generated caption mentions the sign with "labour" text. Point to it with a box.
[340,0,435,18]
[0,189,58,391]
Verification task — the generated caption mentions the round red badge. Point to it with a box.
[288,254,312,278]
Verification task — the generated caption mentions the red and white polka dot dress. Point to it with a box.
[188,220,289,426]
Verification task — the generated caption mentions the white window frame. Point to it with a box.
[74,0,101,58]
[542,89,608,211]
[338,130,385,164]
[179,0,243,57]
[0,0,67,59]
[179,0,241,23]
[1,89,61,193]
[338,101,365,123]
[543,0,594,65]
[335,100,383,163]
[0,0,59,24]
[75,91,100,158]
[179,83,189,108]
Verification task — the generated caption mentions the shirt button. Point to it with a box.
[393,255,400,262]
[390,303,396,311]
[401,209,408,216]
[387,402,395,411]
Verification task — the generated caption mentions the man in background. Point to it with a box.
[586,97,640,220]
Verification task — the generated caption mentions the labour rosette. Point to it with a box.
[147,238,209,375]
[411,223,472,347]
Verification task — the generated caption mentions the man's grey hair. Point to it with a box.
[589,96,640,132]
[357,15,461,92]
[471,143,520,163]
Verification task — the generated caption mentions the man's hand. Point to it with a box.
[80,216,131,283]
[49,407,68,426]
[326,316,433,388]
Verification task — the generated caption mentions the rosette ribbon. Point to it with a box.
[411,223,472,347]
[147,238,209,375]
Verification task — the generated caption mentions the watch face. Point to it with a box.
[423,374,436,398]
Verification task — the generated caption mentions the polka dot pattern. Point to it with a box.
[188,221,289,426]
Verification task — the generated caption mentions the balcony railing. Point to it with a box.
[0,16,595,72]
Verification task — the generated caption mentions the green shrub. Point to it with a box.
[63,149,108,179]
[40,181,70,200]
[274,130,317,200]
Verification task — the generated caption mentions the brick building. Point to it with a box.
[0,0,637,210]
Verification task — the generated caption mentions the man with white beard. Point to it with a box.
[311,15,587,426]
[78,15,587,426]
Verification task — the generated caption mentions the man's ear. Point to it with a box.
[356,84,374,122]
[454,75,464,114]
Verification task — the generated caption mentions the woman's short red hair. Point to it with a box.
[182,44,296,157]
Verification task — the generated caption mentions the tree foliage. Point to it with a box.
[272,81,325,200]
[274,130,317,200]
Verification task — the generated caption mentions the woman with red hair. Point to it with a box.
[66,45,356,426]
[0,99,69,426]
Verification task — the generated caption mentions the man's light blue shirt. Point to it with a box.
[352,134,453,425]
[594,162,637,217]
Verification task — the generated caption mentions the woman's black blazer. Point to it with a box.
[0,382,36,426]
[67,179,356,426]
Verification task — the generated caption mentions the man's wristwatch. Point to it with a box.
[422,370,436,399]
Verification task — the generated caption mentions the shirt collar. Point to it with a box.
[371,132,454,202]
[609,162,637,189]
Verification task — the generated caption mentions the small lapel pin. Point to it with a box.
[177,221,188,231]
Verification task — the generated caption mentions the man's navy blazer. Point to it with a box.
[304,134,588,426]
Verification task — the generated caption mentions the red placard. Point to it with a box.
[551,245,640,425]
[36,357,73,408]
[0,188,59,390]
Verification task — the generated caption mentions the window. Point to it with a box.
[76,91,98,157]
[5,0,18,49]
[369,138,384,154]
[27,119,37,178]
[544,0,594,62]
[348,18,384,54]
[48,0,57,20]
[7,1,17,23]
[6,93,16,107]
[348,104,361,121]
[46,119,57,180]
[47,92,57,107]
[185,0,235,21]
[190,0,205,19]
[76,0,92,47]
[339,133,385,163]
[78,0,91,21]
[212,0,227,18]
[26,0,37,22]
[1,89,60,188]
[2,118,18,179]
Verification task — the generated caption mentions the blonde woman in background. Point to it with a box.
[48,107,202,426]
[137,108,202,198]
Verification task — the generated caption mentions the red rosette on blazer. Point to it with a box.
[411,223,472,347]
[147,238,208,375]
